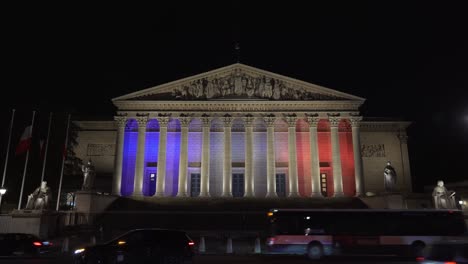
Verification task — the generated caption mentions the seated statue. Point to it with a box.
[432,180,456,209]
[25,181,52,210]
[81,159,96,191]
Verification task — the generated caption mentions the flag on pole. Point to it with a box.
[16,125,33,155]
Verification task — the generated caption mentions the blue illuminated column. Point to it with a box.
[222,115,233,197]
[264,115,277,198]
[113,115,127,195]
[134,115,149,196]
[244,115,255,197]
[350,116,365,196]
[177,116,191,197]
[156,116,169,197]
[329,115,344,197]
[199,115,211,197]
[307,115,323,198]
[286,114,300,197]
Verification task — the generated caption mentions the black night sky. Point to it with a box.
[0,2,467,205]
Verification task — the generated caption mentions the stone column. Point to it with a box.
[177,116,191,197]
[307,116,323,198]
[286,114,300,197]
[244,115,255,197]
[350,116,365,196]
[398,134,412,192]
[112,115,127,196]
[264,115,277,198]
[199,115,211,197]
[222,115,233,197]
[133,115,148,196]
[155,116,169,197]
[329,116,344,197]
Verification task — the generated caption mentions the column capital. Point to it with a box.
[263,114,276,128]
[306,116,321,127]
[201,114,211,127]
[328,116,341,128]
[114,115,127,128]
[349,116,363,127]
[222,114,234,127]
[179,116,191,127]
[398,134,408,144]
[243,114,255,127]
[135,114,149,128]
[157,116,170,127]
[285,114,297,127]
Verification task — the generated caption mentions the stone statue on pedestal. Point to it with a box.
[383,161,397,192]
[81,159,95,191]
[432,180,457,209]
[25,181,51,210]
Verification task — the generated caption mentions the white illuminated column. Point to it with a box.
[199,115,211,197]
[286,114,299,197]
[350,116,365,196]
[112,115,127,196]
[134,115,148,196]
[155,116,169,197]
[329,116,344,197]
[264,115,277,198]
[177,117,190,197]
[222,115,233,197]
[244,115,255,197]
[307,116,323,198]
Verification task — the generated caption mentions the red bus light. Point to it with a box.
[33,241,42,247]
[188,241,195,246]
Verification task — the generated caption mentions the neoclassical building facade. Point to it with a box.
[75,64,412,198]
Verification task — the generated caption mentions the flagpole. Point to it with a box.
[18,110,36,210]
[56,114,71,211]
[0,109,16,208]
[40,112,53,183]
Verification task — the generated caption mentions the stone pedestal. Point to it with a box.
[75,191,118,225]
[384,193,405,209]
[9,210,58,239]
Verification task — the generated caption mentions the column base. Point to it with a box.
[310,192,324,198]
[176,192,188,198]
[221,192,232,197]
[155,192,165,197]
[198,192,210,198]
[244,192,255,198]
[265,192,278,198]
[333,192,345,197]
[288,192,300,198]
[355,192,364,197]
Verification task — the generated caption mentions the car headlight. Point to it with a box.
[74,248,86,255]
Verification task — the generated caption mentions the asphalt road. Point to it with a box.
[0,254,420,264]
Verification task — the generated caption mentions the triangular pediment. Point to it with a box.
[112,63,365,102]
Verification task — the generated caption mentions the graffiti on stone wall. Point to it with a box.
[87,144,115,156]
[361,144,386,157]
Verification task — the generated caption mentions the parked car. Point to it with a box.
[74,228,195,264]
[0,233,54,257]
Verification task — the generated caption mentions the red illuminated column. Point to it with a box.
[113,115,127,196]
[155,116,169,197]
[286,114,300,197]
[222,115,233,197]
[244,115,255,197]
[329,116,344,197]
[307,116,323,198]
[199,115,211,197]
[134,115,149,196]
[350,116,365,196]
[177,116,191,197]
[264,115,277,198]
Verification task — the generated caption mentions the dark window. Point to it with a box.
[276,173,286,197]
[232,173,244,197]
[190,173,201,197]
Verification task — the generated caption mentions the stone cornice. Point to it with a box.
[360,121,411,132]
[113,100,362,112]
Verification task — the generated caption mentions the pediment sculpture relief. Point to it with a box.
[171,70,344,101]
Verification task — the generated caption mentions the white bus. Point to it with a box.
[266,209,467,259]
